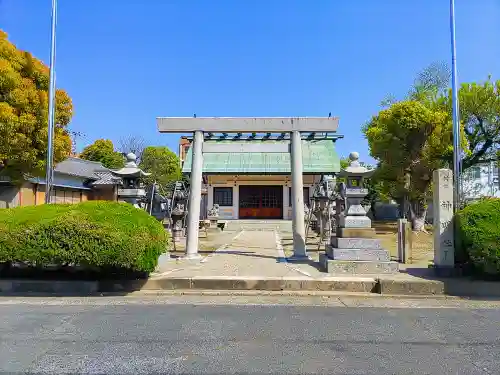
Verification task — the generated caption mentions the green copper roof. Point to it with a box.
[182,139,340,174]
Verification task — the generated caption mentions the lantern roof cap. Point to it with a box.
[340,152,375,177]
[111,152,151,178]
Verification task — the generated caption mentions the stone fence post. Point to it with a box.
[397,218,411,263]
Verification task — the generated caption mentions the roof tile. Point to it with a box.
[182,139,340,174]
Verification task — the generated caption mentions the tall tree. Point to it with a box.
[442,78,500,170]
[80,139,124,169]
[363,100,457,230]
[118,135,146,163]
[410,65,500,171]
[139,146,181,189]
[0,30,73,183]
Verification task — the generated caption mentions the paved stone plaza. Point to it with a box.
[155,220,432,281]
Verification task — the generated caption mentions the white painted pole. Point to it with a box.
[450,0,461,211]
[44,0,57,204]
[184,130,203,259]
[149,182,155,215]
[290,131,308,259]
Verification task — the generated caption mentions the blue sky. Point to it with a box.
[1,0,499,161]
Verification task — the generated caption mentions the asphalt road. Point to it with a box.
[1,296,500,374]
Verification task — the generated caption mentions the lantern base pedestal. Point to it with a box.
[321,227,399,275]
[319,254,399,274]
[337,228,376,238]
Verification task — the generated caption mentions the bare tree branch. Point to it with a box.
[118,136,146,163]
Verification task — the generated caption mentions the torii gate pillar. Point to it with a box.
[289,130,308,259]
[184,130,204,259]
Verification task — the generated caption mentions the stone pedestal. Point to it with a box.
[206,216,221,233]
[172,229,184,242]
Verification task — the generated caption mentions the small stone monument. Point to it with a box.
[319,152,399,274]
[206,204,221,233]
[432,169,455,268]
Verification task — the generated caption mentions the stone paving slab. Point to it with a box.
[155,230,302,278]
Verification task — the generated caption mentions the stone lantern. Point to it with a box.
[170,182,189,242]
[319,152,399,274]
[111,152,150,207]
[337,152,375,229]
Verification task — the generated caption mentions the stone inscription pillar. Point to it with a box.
[432,169,455,267]
[289,130,308,259]
[185,130,204,259]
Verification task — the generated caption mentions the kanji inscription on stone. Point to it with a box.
[433,169,455,267]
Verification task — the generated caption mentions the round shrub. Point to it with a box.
[455,198,500,276]
[0,201,169,273]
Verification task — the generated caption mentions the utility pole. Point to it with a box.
[450,0,461,211]
[44,0,58,204]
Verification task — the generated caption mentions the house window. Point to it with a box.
[471,167,481,179]
[213,187,233,206]
[289,187,310,207]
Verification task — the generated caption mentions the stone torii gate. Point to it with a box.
[157,117,339,260]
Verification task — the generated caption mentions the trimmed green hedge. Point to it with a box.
[455,198,500,276]
[0,201,169,273]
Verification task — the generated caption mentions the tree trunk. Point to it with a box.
[370,201,377,221]
[409,199,427,231]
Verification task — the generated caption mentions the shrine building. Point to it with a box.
[179,133,342,220]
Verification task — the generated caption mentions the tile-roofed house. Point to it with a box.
[0,157,123,208]
[89,171,123,186]
[53,157,105,180]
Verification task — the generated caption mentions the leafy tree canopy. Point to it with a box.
[369,62,499,225]
[442,78,500,169]
[0,30,73,183]
[363,100,460,229]
[139,146,181,188]
[385,62,500,172]
[80,139,124,169]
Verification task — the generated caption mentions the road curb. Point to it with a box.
[1,277,499,297]
[143,276,379,293]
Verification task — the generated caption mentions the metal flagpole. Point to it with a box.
[44,0,58,204]
[450,0,461,211]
